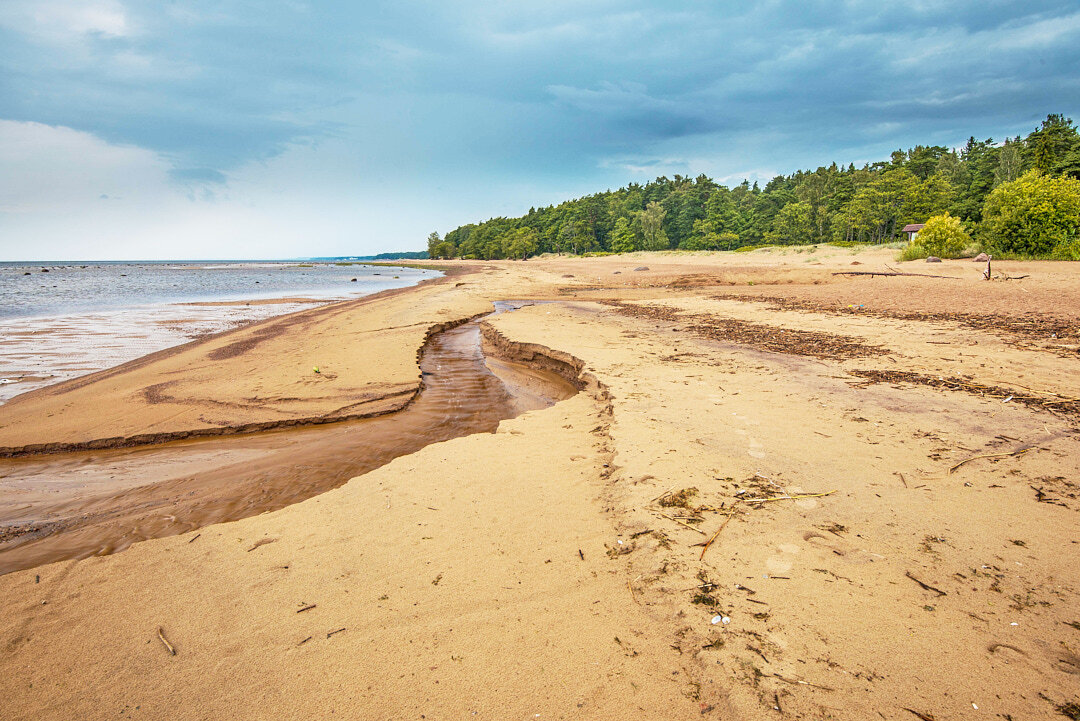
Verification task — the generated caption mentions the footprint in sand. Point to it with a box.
[765,543,801,574]
[803,531,882,565]
[787,486,818,510]
[747,437,766,459]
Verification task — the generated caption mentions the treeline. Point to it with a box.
[428,114,1080,259]
[368,251,429,260]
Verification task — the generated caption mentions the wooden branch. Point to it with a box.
[832,271,959,279]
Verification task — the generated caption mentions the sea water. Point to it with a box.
[0,261,441,402]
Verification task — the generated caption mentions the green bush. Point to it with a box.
[981,171,1080,257]
[898,243,930,261]
[912,213,971,258]
[1050,239,1080,260]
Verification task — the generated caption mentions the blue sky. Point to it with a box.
[1,1,1077,260]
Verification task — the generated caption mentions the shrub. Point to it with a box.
[981,171,1080,257]
[911,213,971,258]
[898,243,930,261]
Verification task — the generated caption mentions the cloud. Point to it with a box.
[0,0,130,42]
[0,1,1078,258]
[168,168,228,185]
[0,120,172,213]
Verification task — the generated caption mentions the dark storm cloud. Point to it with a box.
[1,0,1078,258]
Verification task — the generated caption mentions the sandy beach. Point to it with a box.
[1,248,1079,720]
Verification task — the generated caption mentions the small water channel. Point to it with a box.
[0,302,578,575]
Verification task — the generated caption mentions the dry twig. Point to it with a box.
[699,513,737,560]
[905,571,947,597]
[743,491,837,504]
[770,673,834,691]
[653,511,707,535]
[948,447,1031,474]
[157,627,176,656]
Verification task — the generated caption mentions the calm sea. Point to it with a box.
[0,260,441,402]
[0,260,438,319]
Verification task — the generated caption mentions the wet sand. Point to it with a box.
[0,311,578,574]
[1,248,1079,720]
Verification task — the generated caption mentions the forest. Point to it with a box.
[428,114,1080,261]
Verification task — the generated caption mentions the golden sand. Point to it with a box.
[2,248,1079,720]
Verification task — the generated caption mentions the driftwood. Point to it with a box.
[832,271,959,279]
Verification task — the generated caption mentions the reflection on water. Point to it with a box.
[0,310,578,575]
[0,302,319,402]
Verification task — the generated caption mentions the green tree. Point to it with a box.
[1026,114,1079,173]
[610,217,637,253]
[794,168,836,242]
[432,241,456,259]
[904,145,951,180]
[981,171,1080,256]
[909,213,971,258]
[952,137,999,222]
[994,141,1023,187]
[426,231,442,258]
[764,201,813,245]
[904,173,955,222]
[835,168,918,243]
[506,227,539,260]
[638,201,669,251]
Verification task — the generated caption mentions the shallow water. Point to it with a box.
[0,261,440,402]
[0,305,578,575]
[0,261,437,319]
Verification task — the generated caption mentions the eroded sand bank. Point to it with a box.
[1,249,1079,720]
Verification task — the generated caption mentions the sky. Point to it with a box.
[0,1,1078,260]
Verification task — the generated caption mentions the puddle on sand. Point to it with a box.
[0,304,578,575]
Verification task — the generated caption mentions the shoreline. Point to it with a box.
[0,266,483,454]
[0,308,581,575]
[0,261,441,404]
[1,249,1079,720]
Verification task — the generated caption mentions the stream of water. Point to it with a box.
[0,303,577,575]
